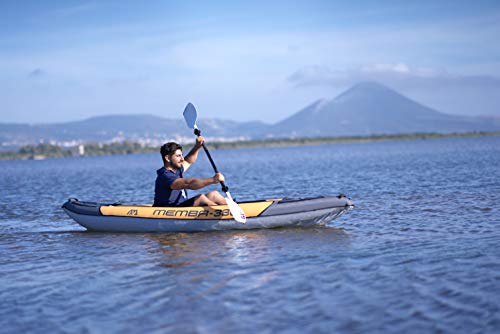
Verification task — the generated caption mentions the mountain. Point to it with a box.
[270,82,500,137]
[1,82,499,148]
[0,115,270,147]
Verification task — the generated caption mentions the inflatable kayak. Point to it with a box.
[62,195,354,232]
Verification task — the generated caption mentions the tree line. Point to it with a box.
[1,131,498,160]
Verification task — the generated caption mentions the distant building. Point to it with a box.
[78,144,85,156]
[31,154,46,160]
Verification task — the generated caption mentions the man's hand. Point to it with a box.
[195,136,205,149]
[213,172,225,184]
[183,136,204,170]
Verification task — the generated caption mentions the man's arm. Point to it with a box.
[170,173,224,190]
[182,136,204,172]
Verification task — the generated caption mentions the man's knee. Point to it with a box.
[206,191,226,205]
[207,191,219,198]
[193,194,207,205]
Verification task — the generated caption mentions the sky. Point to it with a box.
[1,0,500,124]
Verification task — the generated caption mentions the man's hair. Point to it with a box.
[160,142,182,164]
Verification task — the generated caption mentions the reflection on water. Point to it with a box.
[1,137,500,333]
[144,227,351,305]
[147,226,350,268]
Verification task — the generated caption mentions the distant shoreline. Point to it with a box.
[208,131,500,149]
[1,131,499,160]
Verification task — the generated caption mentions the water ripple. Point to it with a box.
[1,137,500,333]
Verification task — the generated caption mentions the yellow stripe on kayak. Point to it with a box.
[99,201,274,220]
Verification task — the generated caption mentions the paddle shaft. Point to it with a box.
[194,128,229,192]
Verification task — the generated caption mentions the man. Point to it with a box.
[153,136,227,207]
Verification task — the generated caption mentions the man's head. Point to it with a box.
[160,142,183,169]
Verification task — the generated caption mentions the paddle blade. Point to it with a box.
[183,102,198,129]
[226,192,246,224]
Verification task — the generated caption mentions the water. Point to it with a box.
[1,136,499,333]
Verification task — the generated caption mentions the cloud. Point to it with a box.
[288,63,500,91]
[51,3,98,17]
[27,68,46,79]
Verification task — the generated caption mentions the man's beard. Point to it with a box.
[169,161,182,170]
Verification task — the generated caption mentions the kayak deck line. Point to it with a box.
[100,201,274,220]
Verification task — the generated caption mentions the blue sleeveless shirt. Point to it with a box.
[153,166,188,207]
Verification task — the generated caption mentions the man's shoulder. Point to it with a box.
[156,167,167,178]
[157,167,182,180]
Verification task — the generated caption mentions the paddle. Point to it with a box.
[183,103,247,224]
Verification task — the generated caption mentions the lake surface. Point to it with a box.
[1,136,499,333]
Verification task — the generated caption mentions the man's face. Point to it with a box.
[166,149,184,169]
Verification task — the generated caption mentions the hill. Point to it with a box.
[270,82,500,137]
[0,115,270,148]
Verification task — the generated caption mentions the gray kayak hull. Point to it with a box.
[62,196,354,232]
